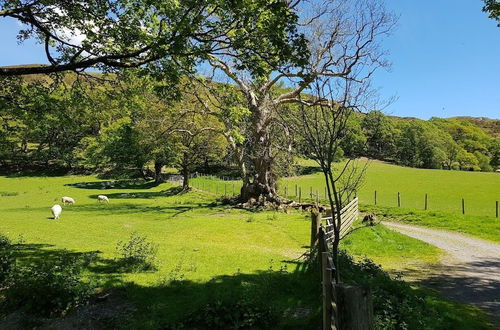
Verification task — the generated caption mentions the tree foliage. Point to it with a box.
[483,0,500,26]
[0,0,307,77]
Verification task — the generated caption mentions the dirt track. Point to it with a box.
[383,222,500,325]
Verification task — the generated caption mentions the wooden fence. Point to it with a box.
[323,198,359,241]
[312,197,373,330]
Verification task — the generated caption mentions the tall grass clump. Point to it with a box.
[115,232,158,272]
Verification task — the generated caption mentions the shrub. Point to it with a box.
[338,251,449,329]
[115,232,158,271]
[0,233,14,284]
[4,253,93,316]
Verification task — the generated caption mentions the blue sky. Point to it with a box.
[0,1,499,119]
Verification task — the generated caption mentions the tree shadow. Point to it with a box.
[12,243,116,274]
[3,241,321,329]
[110,262,321,329]
[71,203,198,217]
[65,179,163,190]
[87,187,185,200]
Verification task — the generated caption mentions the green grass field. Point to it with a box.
[282,160,500,217]
[0,175,494,328]
[191,159,500,217]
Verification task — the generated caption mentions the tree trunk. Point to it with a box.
[181,166,190,190]
[181,153,190,190]
[240,157,278,202]
[239,104,279,202]
[154,162,164,184]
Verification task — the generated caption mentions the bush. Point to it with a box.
[115,232,158,271]
[0,233,14,284]
[4,253,93,316]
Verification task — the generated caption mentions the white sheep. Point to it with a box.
[97,195,109,203]
[61,196,75,205]
[51,204,62,219]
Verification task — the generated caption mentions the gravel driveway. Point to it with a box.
[383,222,500,325]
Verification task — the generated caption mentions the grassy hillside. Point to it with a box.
[281,159,500,217]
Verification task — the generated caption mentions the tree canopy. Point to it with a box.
[0,0,307,77]
[483,0,500,26]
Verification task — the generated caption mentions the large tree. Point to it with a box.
[0,0,306,76]
[198,0,395,202]
[483,0,500,25]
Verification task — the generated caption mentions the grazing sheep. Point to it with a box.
[51,204,62,219]
[97,195,109,203]
[61,196,75,205]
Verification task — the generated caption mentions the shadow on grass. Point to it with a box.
[5,241,321,329]
[11,242,159,277]
[116,262,321,329]
[71,203,199,217]
[87,187,185,200]
[65,179,163,190]
[3,241,495,329]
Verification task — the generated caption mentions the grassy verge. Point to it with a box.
[341,223,442,271]
[361,204,500,243]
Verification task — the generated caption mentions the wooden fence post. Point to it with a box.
[311,211,321,252]
[496,201,498,218]
[462,198,465,215]
[295,184,298,197]
[374,190,377,205]
[299,187,302,203]
[316,190,319,204]
[425,193,428,210]
[335,284,373,330]
[322,252,334,330]
[397,192,400,207]
[232,183,235,196]
[285,185,288,198]
[318,227,326,256]
[310,186,313,198]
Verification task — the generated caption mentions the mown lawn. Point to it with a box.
[0,175,494,329]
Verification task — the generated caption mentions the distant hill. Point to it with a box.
[450,116,500,138]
